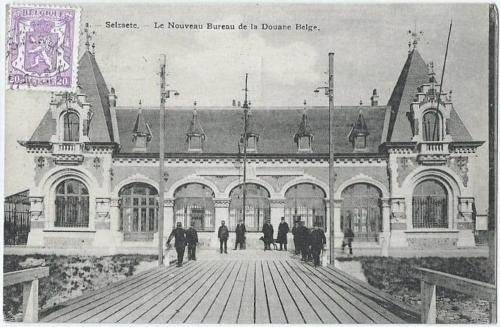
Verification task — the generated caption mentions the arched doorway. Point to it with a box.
[55,179,89,227]
[285,183,326,230]
[119,183,158,241]
[341,183,382,241]
[229,183,270,231]
[174,183,215,231]
[412,179,448,228]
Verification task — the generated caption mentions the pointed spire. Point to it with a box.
[294,99,313,144]
[83,23,96,53]
[187,100,205,137]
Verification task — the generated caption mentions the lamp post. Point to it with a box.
[158,54,179,266]
[314,52,335,265]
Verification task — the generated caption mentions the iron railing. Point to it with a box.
[412,196,448,228]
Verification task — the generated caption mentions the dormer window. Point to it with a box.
[294,100,313,153]
[132,100,152,152]
[186,102,206,153]
[241,109,259,153]
[422,110,441,141]
[63,111,80,141]
[349,111,369,151]
[246,135,257,152]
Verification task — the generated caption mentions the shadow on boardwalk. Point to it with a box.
[40,250,420,324]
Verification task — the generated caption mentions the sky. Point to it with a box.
[4,3,490,212]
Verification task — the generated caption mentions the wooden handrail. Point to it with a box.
[4,267,49,287]
[415,267,496,323]
[3,266,49,322]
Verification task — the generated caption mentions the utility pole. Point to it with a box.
[328,53,335,265]
[242,74,249,226]
[158,54,166,266]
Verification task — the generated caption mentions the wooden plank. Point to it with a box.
[301,263,392,323]
[118,261,216,323]
[171,261,239,324]
[280,260,338,323]
[285,260,355,323]
[58,265,179,323]
[22,279,39,322]
[272,260,322,324]
[4,267,49,287]
[261,259,287,324]
[313,264,407,323]
[215,261,248,324]
[42,266,169,322]
[265,261,304,323]
[146,261,226,323]
[421,279,437,323]
[202,261,243,323]
[87,261,208,323]
[236,260,255,324]
[254,260,270,323]
[417,267,496,302]
[326,265,419,316]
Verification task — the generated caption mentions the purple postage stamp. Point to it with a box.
[7,5,80,91]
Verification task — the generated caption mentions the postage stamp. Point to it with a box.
[6,5,80,91]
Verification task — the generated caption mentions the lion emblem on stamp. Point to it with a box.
[7,5,80,91]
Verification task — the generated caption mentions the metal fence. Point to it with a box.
[4,190,30,245]
[412,196,448,228]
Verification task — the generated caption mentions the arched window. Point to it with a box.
[174,183,215,231]
[229,183,270,231]
[412,180,448,228]
[341,183,382,242]
[285,183,326,229]
[63,111,80,141]
[55,179,89,227]
[422,111,440,141]
[119,183,158,241]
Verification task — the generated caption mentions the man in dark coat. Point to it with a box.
[218,220,229,254]
[277,217,289,251]
[234,219,246,250]
[342,227,355,255]
[292,221,300,255]
[297,221,310,261]
[262,221,274,250]
[310,224,327,267]
[186,221,198,261]
[166,222,187,267]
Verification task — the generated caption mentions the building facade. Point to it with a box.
[20,45,483,253]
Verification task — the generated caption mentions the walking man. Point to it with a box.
[310,223,327,267]
[342,226,355,255]
[166,222,187,267]
[292,221,300,255]
[218,220,229,254]
[262,221,274,250]
[186,221,198,261]
[234,219,246,250]
[277,217,289,251]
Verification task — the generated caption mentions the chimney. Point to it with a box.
[232,99,236,107]
[108,87,117,107]
[370,89,379,106]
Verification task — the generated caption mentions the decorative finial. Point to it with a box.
[408,25,423,52]
[91,42,95,55]
[194,100,197,107]
[83,22,96,52]
[303,99,307,106]
[359,99,363,106]
[139,99,142,108]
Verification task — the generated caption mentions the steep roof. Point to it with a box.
[133,104,152,136]
[76,51,115,142]
[385,49,429,142]
[186,108,205,137]
[294,109,313,143]
[114,106,389,154]
[349,111,369,140]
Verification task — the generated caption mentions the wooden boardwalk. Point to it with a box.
[41,253,419,323]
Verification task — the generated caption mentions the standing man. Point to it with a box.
[297,221,309,261]
[277,217,290,251]
[234,219,247,250]
[292,221,300,255]
[262,220,274,250]
[342,226,355,255]
[218,220,229,254]
[166,222,187,267]
[186,221,198,261]
[310,223,327,267]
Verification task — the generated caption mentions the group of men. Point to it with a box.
[166,217,329,268]
[292,221,327,267]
